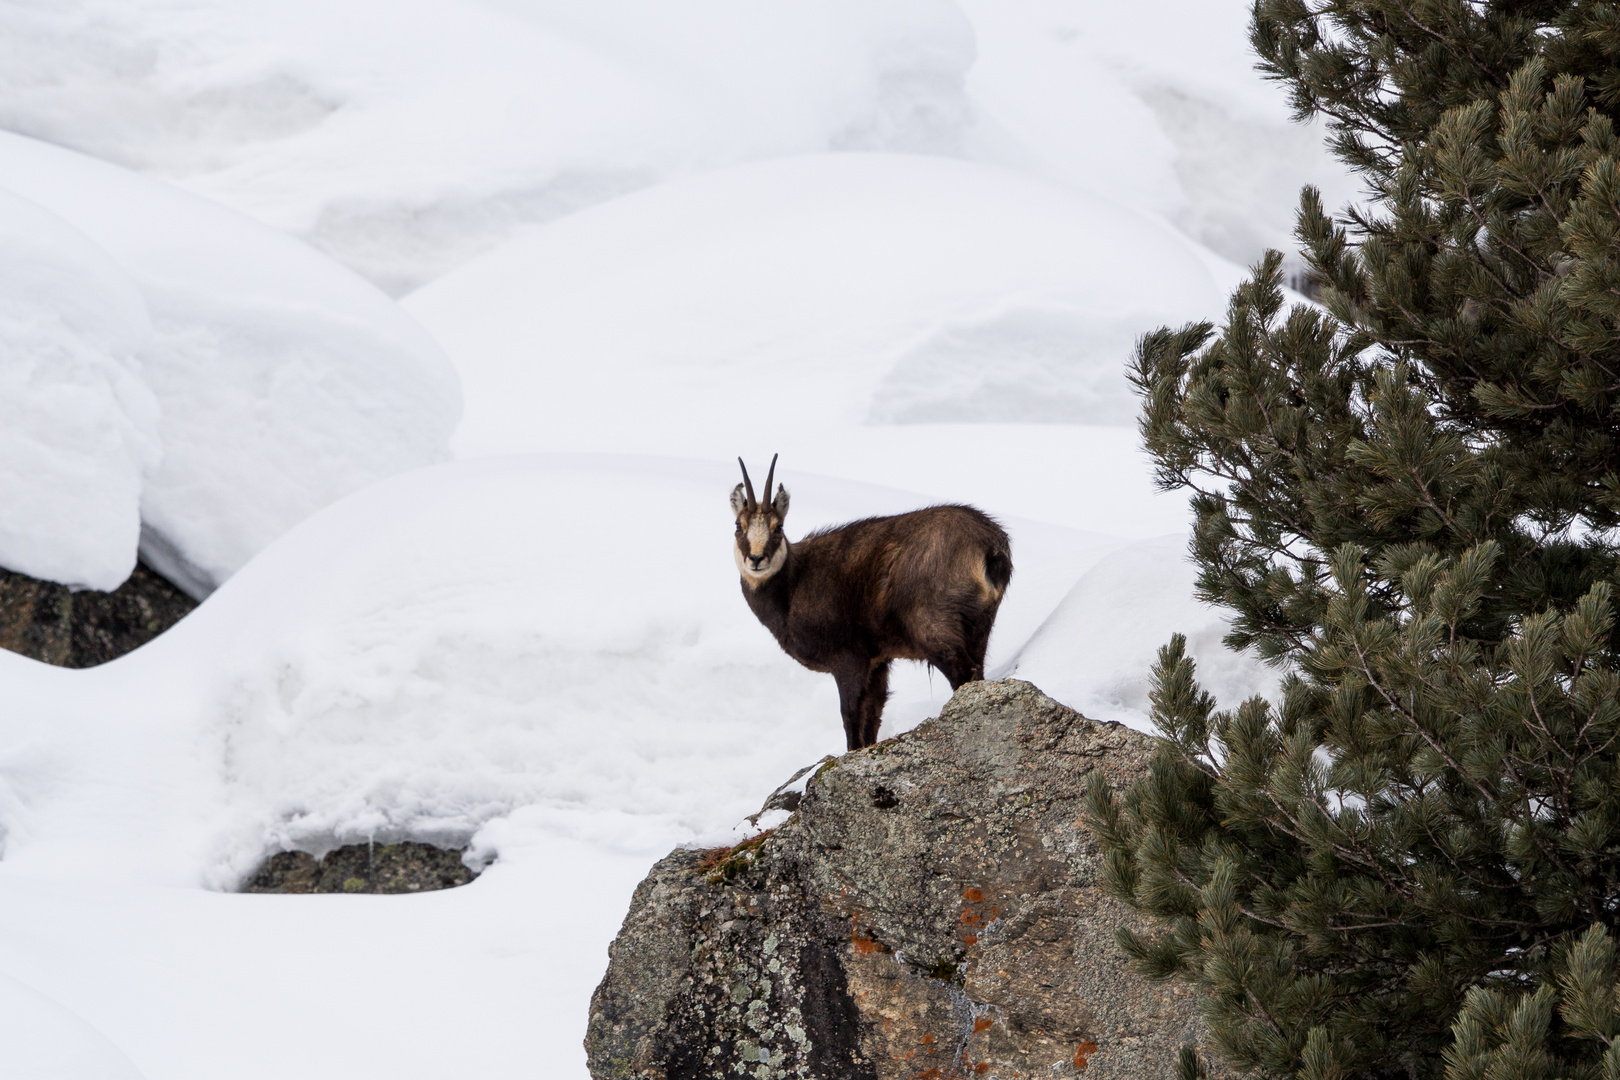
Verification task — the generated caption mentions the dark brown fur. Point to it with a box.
[732,458,1011,750]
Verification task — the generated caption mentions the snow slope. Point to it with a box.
[0,2,1335,1077]
[0,1,1352,292]
[0,972,146,1080]
[0,189,156,590]
[402,152,1242,532]
[0,456,1226,890]
[0,131,459,595]
[0,0,977,294]
[959,0,1362,269]
[0,454,1269,1077]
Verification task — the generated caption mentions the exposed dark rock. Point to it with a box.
[587,679,1220,1080]
[241,841,477,894]
[0,562,197,667]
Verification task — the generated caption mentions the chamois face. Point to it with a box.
[731,481,790,586]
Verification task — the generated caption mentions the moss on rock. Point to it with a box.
[241,841,477,894]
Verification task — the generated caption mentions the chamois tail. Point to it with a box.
[983,546,1012,599]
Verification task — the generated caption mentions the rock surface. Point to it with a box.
[0,562,195,667]
[241,841,477,894]
[587,679,1215,1080]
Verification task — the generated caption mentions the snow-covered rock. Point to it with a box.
[959,0,1361,271]
[0,131,460,596]
[0,190,157,591]
[0,455,1253,889]
[0,0,1354,293]
[404,153,1237,457]
[0,0,977,294]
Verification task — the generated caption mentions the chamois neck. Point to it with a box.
[741,539,796,635]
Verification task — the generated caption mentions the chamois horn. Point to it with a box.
[762,453,779,507]
[737,457,757,510]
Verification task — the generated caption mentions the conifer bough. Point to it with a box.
[1087,3,1620,1077]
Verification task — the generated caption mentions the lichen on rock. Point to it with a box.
[587,679,1221,1079]
[241,841,477,894]
[0,561,195,667]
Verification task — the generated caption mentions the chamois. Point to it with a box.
[731,455,1012,750]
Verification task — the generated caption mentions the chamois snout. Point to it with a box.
[731,455,789,585]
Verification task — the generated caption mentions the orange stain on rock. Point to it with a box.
[1073,1040,1099,1070]
[963,887,984,903]
[974,1017,994,1033]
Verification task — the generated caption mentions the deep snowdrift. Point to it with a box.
[0,0,1353,292]
[0,455,1267,891]
[0,973,145,1080]
[405,151,1238,472]
[0,0,978,294]
[0,454,1270,1078]
[0,189,156,590]
[0,131,459,595]
[0,3,1332,1077]
[959,0,1362,270]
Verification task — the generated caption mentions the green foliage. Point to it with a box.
[1090,2,1620,1077]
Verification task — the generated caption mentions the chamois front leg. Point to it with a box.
[832,661,873,752]
[859,661,891,748]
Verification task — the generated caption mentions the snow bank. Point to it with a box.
[1004,534,1281,729]
[0,455,1274,1079]
[0,455,1211,888]
[404,154,1235,456]
[959,0,1362,270]
[0,845,649,1080]
[0,0,1355,292]
[0,131,459,595]
[0,0,976,293]
[0,972,146,1080]
[0,453,1240,1079]
[0,190,157,590]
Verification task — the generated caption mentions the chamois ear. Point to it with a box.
[731,483,748,516]
[772,484,790,518]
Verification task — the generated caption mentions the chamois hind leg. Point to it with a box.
[909,613,975,691]
[961,607,999,683]
[859,662,891,748]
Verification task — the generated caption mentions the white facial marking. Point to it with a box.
[735,515,786,584]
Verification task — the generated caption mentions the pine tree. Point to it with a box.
[1085,4,1620,1077]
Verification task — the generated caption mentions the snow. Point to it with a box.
[0,454,1202,1077]
[0,131,460,596]
[0,189,156,591]
[0,971,146,1080]
[0,0,1352,295]
[402,152,1238,459]
[0,0,979,295]
[959,0,1363,269]
[0,456,1139,889]
[0,1,1337,1077]
[1005,535,1281,727]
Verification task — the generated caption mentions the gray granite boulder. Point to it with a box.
[586,679,1216,1080]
